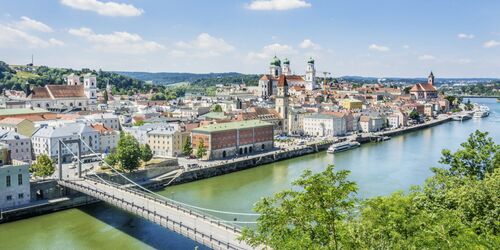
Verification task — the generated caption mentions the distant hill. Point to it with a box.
[114,71,258,85]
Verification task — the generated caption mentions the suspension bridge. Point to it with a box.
[56,138,260,250]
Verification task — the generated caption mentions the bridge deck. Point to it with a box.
[59,178,254,250]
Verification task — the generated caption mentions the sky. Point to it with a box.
[0,0,499,78]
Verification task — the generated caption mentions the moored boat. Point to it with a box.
[327,141,361,153]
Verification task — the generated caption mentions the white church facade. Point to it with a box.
[27,73,98,111]
[258,56,317,98]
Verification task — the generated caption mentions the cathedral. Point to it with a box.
[258,56,317,98]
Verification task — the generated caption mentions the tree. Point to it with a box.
[409,110,420,120]
[240,165,358,249]
[104,152,118,167]
[140,144,153,162]
[116,133,142,172]
[30,154,55,179]
[439,130,499,180]
[182,137,193,156]
[133,120,145,126]
[103,89,109,103]
[196,139,207,159]
[211,104,223,112]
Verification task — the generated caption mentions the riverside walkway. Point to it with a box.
[58,177,254,250]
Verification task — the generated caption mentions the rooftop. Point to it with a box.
[192,119,272,133]
[0,108,49,117]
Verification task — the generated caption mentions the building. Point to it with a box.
[90,124,119,153]
[191,120,274,160]
[275,75,289,133]
[303,114,347,137]
[84,113,120,130]
[0,108,50,120]
[0,117,36,137]
[359,115,385,132]
[27,73,98,111]
[258,56,317,98]
[0,130,32,163]
[0,144,30,209]
[288,108,309,135]
[341,99,363,110]
[410,72,438,100]
[31,123,100,161]
[123,123,181,145]
[147,127,186,158]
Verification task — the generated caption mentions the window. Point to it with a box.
[6,195,12,201]
[18,193,24,199]
[18,174,23,185]
[6,175,11,187]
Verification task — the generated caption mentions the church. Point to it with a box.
[27,73,98,111]
[258,56,317,98]
[410,72,438,100]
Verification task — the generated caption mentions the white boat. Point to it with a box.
[473,105,490,118]
[327,141,361,153]
[452,113,472,121]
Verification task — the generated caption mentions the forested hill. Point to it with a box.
[0,61,148,94]
[115,71,260,86]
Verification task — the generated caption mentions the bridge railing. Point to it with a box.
[81,176,245,233]
[60,179,245,250]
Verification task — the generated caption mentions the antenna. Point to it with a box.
[31,54,33,65]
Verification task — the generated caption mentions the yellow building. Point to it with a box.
[0,118,36,137]
[341,99,363,110]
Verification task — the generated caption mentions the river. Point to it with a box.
[1,98,498,249]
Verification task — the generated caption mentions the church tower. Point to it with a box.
[275,75,289,134]
[66,73,81,86]
[269,56,282,78]
[282,58,291,76]
[428,71,434,85]
[83,73,97,109]
[305,57,316,90]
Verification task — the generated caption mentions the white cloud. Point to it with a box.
[457,33,474,39]
[246,0,311,11]
[299,39,320,50]
[16,16,53,32]
[174,33,234,57]
[368,44,390,52]
[418,54,436,61]
[0,24,63,48]
[247,43,296,60]
[456,58,471,64]
[403,45,410,49]
[483,40,500,48]
[61,0,143,17]
[68,27,164,53]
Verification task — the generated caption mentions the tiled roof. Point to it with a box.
[277,75,288,87]
[192,119,272,133]
[410,83,437,92]
[0,108,50,117]
[0,117,27,125]
[30,85,86,99]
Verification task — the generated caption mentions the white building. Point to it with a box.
[31,123,100,162]
[84,113,120,130]
[90,124,119,154]
[0,144,30,209]
[123,123,181,145]
[27,73,98,111]
[359,116,385,132]
[303,114,347,137]
[147,127,186,158]
[0,130,32,163]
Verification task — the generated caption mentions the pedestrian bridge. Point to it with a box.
[59,177,254,250]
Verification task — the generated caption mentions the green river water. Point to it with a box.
[0,98,498,249]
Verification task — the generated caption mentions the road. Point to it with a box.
[59,178,256,250]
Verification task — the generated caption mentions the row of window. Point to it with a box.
[6,193,25,201]
[5,174,23,187]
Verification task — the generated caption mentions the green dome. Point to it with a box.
[283,58,290,65]
[270,56,281,67]
[307,57,315,64]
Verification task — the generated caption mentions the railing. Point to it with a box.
[59,179,246,250]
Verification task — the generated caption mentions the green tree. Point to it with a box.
[103,89,109,103]
[29,154,55,179]
[104,152,118,167]
[211,104,223,112]
[134,120,145,126]
[140,144,153,162]
[196,139,207,159]
[182,137,193,156]
[409,110,419,120]
[116,133,142,172]
[439,130,499,180]
[240,165,358,250]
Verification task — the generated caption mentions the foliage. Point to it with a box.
[182,137,193,156]
[104,152,118,167]
[242,131,500,249]
[115,133,142,172]
[29,154,55,178]
[240,165,358,249]
[409,110,420,120]
[211,104,223,112]
[103,89,109,103]
[442,83,500,97]
[133,120,145,126]
[196,139,207,159]
[140,144,153,162]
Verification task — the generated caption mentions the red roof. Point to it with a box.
[277,75,288,87]
[410,83,437,92]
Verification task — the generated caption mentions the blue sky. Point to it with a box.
[0,0,499,77]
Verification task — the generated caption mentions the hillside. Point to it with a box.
[115,71,260,86]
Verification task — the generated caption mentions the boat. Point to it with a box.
[472,105,490,118]
[452,113,472,121]
[327,141,361,153]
